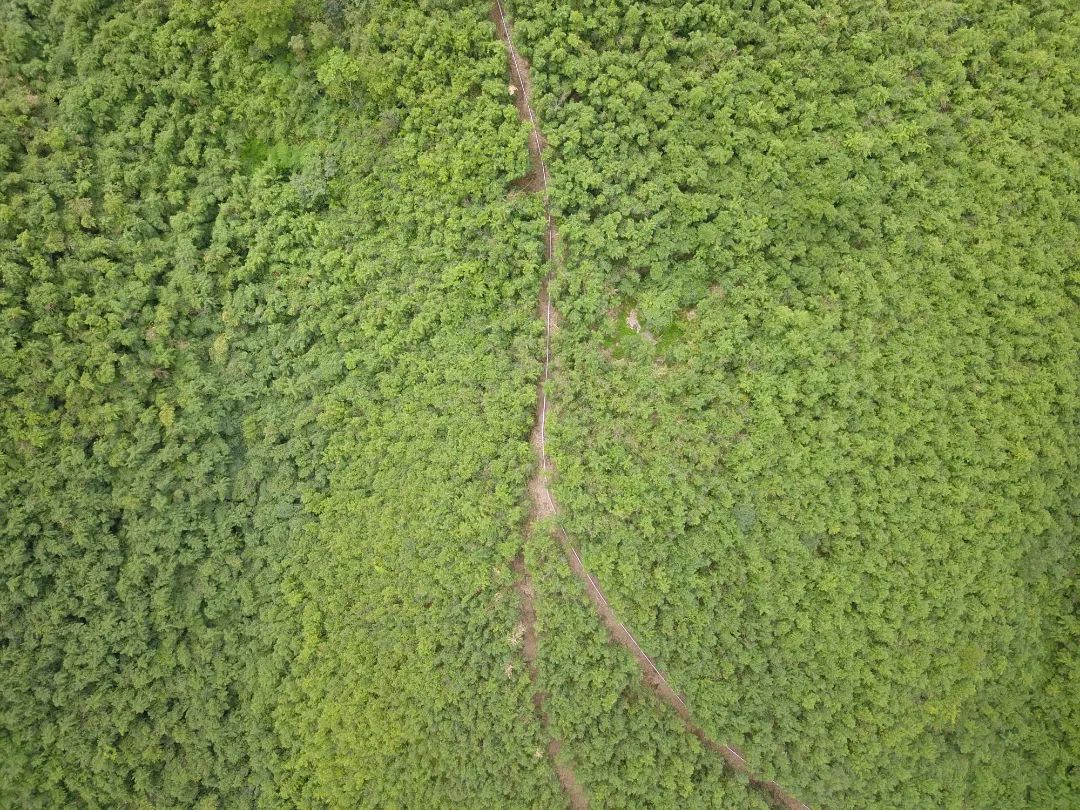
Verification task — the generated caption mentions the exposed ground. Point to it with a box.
[492,2,809,808]
[510,551,588,809]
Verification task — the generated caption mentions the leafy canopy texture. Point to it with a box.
[1,0,1077,808]
[2,0,557,806]
[512,0,1079,807]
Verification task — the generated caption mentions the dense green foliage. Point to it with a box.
[529,531,769,809]
[0,1,564,805]
[2,0,1077,808]
[512,0,1080,806]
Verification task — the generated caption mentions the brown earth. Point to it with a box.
[511,549,587,810]
[491,2,809,809]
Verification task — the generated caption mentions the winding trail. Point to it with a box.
[490,12,586,808]
[492,3,809,809]
[510,552,588,809]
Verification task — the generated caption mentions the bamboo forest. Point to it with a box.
[1,1,1076,808]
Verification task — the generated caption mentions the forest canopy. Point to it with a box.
[1,0,1077,808]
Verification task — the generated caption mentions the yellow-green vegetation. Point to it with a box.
[1,0,1077,808]
[512,0,1079,806]
[1,1,558,806]
[528,531,771,809]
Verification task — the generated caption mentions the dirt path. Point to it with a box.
[510,550,587,809]
[492,3,809,809]
[491,11,586,809]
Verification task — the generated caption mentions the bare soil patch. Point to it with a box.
[492,2,808,808]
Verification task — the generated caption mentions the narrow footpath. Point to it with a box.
[492,3,809,809]
[490,9,587,808]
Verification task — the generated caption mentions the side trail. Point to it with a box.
[490,10,587,808]
[492,3,809,809]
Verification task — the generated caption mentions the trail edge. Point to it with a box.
[491,3,810,809]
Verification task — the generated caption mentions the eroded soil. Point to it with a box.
[492,3,809,809]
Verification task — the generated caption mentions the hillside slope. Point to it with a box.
[511,0,1079,806]
[1,1,1076,808]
